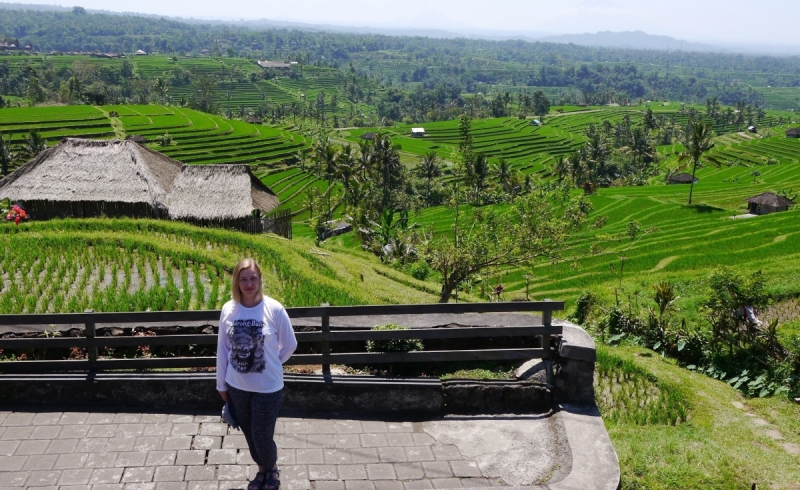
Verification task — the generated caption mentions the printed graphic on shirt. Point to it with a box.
[229,319,266,373]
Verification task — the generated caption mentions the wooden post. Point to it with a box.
[84,309,98,374]
[541,300,554,389]
[321,303,331,377]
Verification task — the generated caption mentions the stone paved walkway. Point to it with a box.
[0,408,541,490]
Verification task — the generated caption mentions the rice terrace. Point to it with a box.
[1,3,800,489]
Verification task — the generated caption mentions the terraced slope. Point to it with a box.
[113,106,309,166]
[0,105,115,144]
[0,219,437,313]
[412,155,800,309]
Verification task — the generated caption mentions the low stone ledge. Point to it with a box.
[0,373,444,414]
[516,321,596,405]
[442,379,551,414]
[284,374,444,415]
[557,321,596,362]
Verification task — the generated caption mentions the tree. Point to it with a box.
[154,78,170,104]
[420,184,591,303]
[0,133,15,176]
[67,75,82,103]
[190,76,216,113]
[492,158,512,193]
[532,90,551,121]
[678,120,718,205]
[294,147,310,171]
[470,153,490,200]
[416,151,442,204]
[27,77,46,104]
[335,144,359,207]
[371,133,404,212]
[22,131,47,159]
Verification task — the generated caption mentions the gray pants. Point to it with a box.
[228,386,283,469]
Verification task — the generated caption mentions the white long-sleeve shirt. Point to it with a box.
[216,297,298,393]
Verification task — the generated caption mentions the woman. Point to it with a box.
[217,258,297,490]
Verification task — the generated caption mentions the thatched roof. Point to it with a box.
[126,134,147,143]
[745,192,794,207]
[786,128,800,137]
[168,165,279,220]
[668,172,697,184]
[0,138,182,211]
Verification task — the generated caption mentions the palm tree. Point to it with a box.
[551,156,569,184]
[356,140,374,182]
[585,132,610,185]
[335,144,358,207]
[0,133,15,176]
[154,78,169,104]
[492,158,512,192]
[416,151,442,203]
[372,134,403,211]
[22,130,47,159]
[471,153,490,200]
[678,120,718,205]
[294,147,310,171]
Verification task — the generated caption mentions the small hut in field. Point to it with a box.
[168,165,284,233]
[744,192,794,215]
[668,173,698,185]
[0,138,182,220]
[785,128,800,138]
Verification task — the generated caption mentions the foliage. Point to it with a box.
[677,120,719,205]
[364,323,423,353]
[156,132,173,146]
[584,270,800,399]
[419,183,591,302]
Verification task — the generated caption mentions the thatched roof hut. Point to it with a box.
[0,138,289,236]
[168,165,279,220]
[0,138,182,219]
[786,128,800,138]
[668,173,698,184]
[745,191,794,215]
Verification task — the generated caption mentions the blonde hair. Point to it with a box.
[231,258,263,304]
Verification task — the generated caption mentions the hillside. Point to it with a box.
[540,31,723,53]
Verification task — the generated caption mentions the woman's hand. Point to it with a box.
[219,390,228,401]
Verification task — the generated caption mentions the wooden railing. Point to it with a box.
[0,301,563,380]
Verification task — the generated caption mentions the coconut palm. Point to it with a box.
[22,130,47,159]
[0,133,15,176]
[551,156,569,184]
[416,151,442,203]
[154,78,169,104]
[678,120,719,205]
[335,144,359,206]
[471,153,490,199]
[492,158,512,192]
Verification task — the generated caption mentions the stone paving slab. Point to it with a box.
[0,405,618,490]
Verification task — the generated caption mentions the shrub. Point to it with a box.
[365,323,423,353]
[408,261,431,281]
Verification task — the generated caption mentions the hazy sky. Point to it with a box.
[8,0,800,46]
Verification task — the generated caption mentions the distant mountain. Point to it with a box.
[539,31,724,53]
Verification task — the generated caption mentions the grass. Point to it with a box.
[601,344,800,489]
[0,218,440,312]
